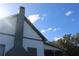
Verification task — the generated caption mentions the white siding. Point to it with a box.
[23,21,42,40]
[0,34,14,53]
[0,16,17,35]
[23,38,44,56]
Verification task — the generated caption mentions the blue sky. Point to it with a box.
[0,3,79,41]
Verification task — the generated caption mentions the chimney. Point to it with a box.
[19,6,25,16]
[5,6,27,56]
[14,6,25,47]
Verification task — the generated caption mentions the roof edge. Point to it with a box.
[24,17,48,42]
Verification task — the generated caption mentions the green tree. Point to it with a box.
[56,33,79,56]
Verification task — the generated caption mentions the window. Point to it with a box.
[28,47,37,56]
[0,44,5,56]
[44,50,54,56]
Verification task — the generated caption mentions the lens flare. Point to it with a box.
[0,7,9,19]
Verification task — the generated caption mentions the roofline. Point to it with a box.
[24,16,65,50]
[24,17,48,42]
[44,42,65,51]
[24,17,65,51]
[0,14,18,20]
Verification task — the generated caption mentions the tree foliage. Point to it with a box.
[55,33,79,56]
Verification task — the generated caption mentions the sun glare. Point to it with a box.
[0,7,9,19]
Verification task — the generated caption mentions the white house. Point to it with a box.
[0,6,64,56]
